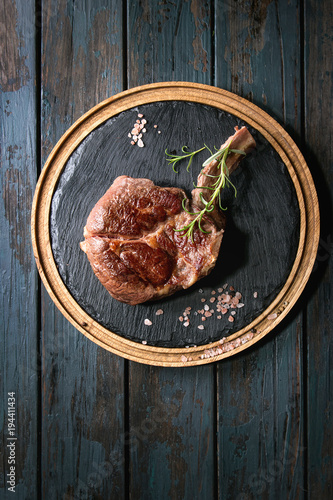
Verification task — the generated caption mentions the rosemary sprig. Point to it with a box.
[165,145,207,173]
[174,142,245,241]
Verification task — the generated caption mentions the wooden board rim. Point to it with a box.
[31,82,320,366]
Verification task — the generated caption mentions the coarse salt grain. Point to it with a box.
[129,113,148,146]
[268,313,278,320]
[156,309,164,316]
[198,325,204,330]
[142,340,147,344]
[253,291,258,298]
[144,319,152,326]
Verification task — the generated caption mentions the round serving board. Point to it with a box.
[31,82,319,366]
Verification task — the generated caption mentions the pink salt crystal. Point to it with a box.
[138,113,143,118]
[228,315,234,322]
[268,313,278,320]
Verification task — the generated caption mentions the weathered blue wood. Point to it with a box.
[126,2,216,499]
[215,1,305,498]
[1,0,331,497]
[40,1,126,498]
[304,0,333,497]
[0,0,39,498]
[127,0,212,86]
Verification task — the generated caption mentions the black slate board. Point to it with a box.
[50,101,300,347]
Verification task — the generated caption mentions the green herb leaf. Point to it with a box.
[170,141,246,240]
[165,146,207,173]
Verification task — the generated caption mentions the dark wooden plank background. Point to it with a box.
[1,1,332,499]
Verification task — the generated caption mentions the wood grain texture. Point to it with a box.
[31,82,319,367]
[41,1,126,498]
[126,2,216,498]
[0,1,39,498]
[215,1,306,498]
[1,0,332,497]
[127,0,212,86]
[304,0,333,497]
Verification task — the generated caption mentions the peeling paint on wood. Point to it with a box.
[2,167,32,269]
[0,0,30,91]
[1,0,332,498]
[0,0,38,498]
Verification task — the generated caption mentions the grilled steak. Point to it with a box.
[80,126,256,305]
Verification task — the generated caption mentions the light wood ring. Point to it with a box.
[31,82,320,366]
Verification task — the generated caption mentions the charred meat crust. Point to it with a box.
[81,127,256,305]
